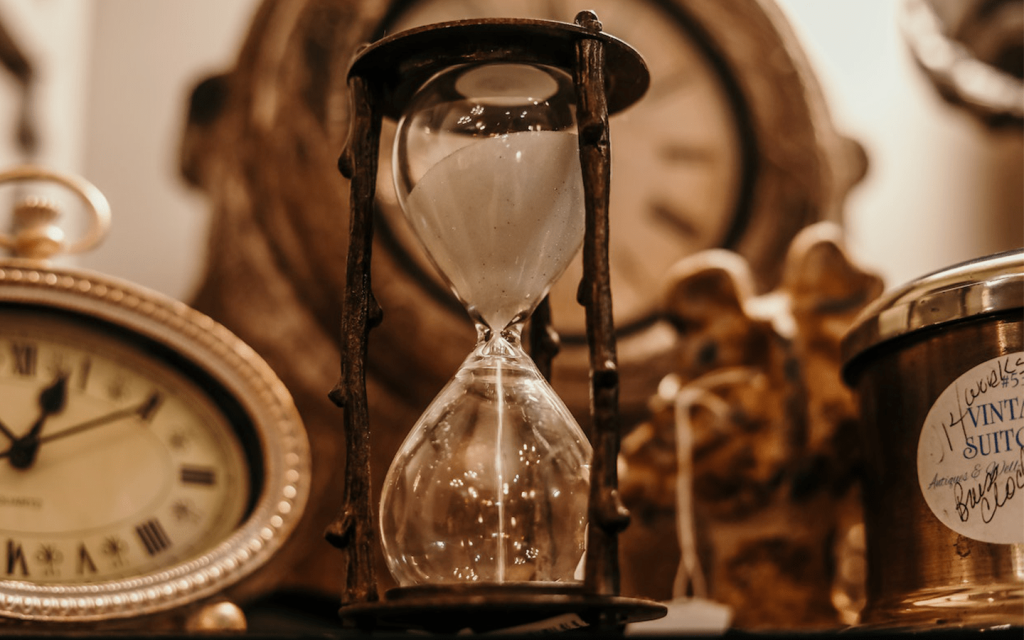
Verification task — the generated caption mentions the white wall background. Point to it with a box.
[0,0,258,298]
[0,0,1020,301]
[78,0,259,297]
[778,0,1023,288]
[0,0,91,171]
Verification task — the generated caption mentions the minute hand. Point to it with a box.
[0,395,161,458]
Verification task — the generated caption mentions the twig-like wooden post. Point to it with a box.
[325,72,382,606]
[529,295,560,381]
[574,10,630,599]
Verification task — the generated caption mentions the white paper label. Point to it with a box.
[917,352,1024,544]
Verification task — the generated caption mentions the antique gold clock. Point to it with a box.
[0,167,310,626]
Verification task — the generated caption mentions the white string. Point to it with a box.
[670,367,759,600]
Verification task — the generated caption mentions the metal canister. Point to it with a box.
[841,250,1023,628]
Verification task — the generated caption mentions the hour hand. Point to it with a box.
[28,374,70,439]
[6,374,69,470]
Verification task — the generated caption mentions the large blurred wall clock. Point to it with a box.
[182,0,864,599]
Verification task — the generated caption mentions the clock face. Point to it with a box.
[0,308,255,585]
[376,0,749,337]
[0,262,309,622]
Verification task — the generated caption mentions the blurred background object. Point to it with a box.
[619,223,882,629]
[901,0,1023,126]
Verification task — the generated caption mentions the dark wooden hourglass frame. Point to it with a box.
[325,11,665,631]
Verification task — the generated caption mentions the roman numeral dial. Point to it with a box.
[180,465,217,486]
[0,309,252,584]
[135,519,172,556]
[0,241,307,622]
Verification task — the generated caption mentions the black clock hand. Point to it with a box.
[0,418,17,442]
[28,375,69,438]
[0,394,160,458]
[7,375,68,469]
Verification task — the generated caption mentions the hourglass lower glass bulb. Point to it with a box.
[380,339,591,586]
[380,61,592,588]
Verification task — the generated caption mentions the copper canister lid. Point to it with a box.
[842,249,1024,375]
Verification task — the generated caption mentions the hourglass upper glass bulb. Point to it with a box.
[392,62,585,333]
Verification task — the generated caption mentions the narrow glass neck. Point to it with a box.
[475,321,524,353]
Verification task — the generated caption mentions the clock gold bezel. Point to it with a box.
[0,261,310,622]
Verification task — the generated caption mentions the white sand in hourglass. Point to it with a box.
[403,129,584,331]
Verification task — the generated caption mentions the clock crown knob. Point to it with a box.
[9,196,65,260]
[0,164,111,261]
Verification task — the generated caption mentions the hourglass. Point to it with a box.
[329,14,664,632]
